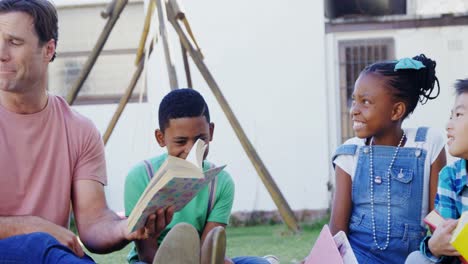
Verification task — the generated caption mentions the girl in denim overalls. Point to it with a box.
[330,54,446,264]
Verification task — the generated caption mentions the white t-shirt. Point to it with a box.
[333,127,446,224]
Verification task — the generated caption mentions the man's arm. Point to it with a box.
[72,179,173,254]
[0,216,84,257]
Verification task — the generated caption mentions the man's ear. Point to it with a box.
[155,129,166,147]
[43,39,55,62]
[209,122,215,142]
[391,101,406,121]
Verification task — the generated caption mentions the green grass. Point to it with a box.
[85,221,325,264]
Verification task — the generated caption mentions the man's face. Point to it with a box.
[0,11,54,93]
[155,116,214,160]
[447,93,468,159]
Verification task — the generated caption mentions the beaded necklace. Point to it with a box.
[368,133,405,251]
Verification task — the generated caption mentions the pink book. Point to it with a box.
[304,225,358,264]
[305,225,342,264]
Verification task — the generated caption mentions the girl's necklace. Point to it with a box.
[369,132,405,251]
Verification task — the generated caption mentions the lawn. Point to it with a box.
[85,221,325,264]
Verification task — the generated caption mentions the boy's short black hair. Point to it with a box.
[158,88,210,132]
[455,79,468,96]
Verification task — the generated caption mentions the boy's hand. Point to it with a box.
[428,219,461,257]
[125,206,175,241]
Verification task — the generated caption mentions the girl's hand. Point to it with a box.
[428,219,461,257]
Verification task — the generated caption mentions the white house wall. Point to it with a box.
[142,0,330,213]
[327,25,468,163]
[63,0,330,214]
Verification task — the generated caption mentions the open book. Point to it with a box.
[304,225,358,264]
[423,210,468,263]
[451,211,468,263]
[127,139,225,233]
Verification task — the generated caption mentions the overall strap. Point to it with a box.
[143,159,155,180]
[332,144,358,168]
[414,127,429,143]
[206,162,218,220]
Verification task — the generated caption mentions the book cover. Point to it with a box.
[424,210,468,264]
[127,139,225,233]
[334,231,358,264]
[450,211,468,263]
[305,225,343,264]
[305,225,357,264]
[423,210,444,232]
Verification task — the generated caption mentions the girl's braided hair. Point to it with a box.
[361,54,440,119]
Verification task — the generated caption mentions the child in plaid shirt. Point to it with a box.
[406,79,468,264]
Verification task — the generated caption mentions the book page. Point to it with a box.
[333,231,358,264]
[203,165,226,180]
[424,210,444,231]
[305,225,343,264]
[186,139,206,168]
[128,163,226,233]
[453,211,468,238]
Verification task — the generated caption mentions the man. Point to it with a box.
[0,1,172,263]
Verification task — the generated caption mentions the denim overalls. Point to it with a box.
[333,127,429,264]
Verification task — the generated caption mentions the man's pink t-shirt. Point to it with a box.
[0,95,107,227]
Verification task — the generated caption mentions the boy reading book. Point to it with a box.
[126,138,226,233]
[406,79,468,264]
[124,89,276,264]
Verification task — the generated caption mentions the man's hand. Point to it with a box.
[428,219,461,257]
[28,216,84,257]
[125,206,175,241]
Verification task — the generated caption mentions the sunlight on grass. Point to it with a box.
[85,220,326,264]
[226,222,325,264]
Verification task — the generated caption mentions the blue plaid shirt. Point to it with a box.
[420,159,468,263]
[435,159,468,219]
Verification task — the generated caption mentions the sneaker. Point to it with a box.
[153,223,200,264]
[263,255,280,264]
[200,226,226,264]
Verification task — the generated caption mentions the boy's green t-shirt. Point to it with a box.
[124,153,235,263]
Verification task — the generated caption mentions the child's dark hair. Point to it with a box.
[158,88,210,132]
[455,79,468,96]
[361,54,440,119]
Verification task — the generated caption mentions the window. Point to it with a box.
[48,2,146,105]
[338,38,395,143]
[48,49,146,105]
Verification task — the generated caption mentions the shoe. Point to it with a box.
[200,226,226,264]
[153,223,200,264]
[263,255,280,264]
